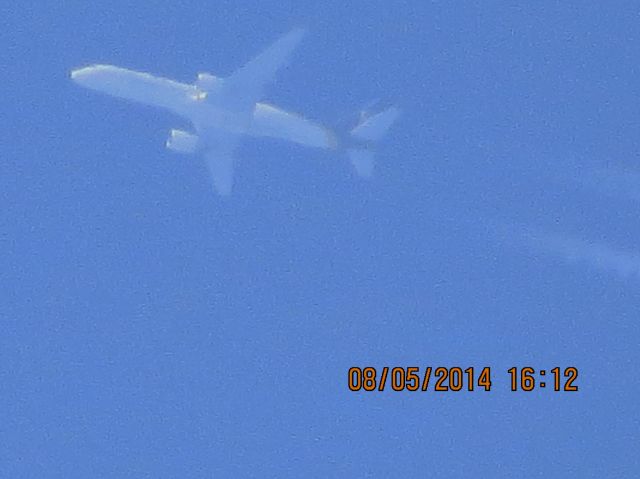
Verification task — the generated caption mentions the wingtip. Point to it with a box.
[286,27,307,43]
[213,181,233,197]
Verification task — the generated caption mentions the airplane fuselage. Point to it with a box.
[70,65,334,149]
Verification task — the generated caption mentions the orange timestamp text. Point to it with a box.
[348,366,493,392]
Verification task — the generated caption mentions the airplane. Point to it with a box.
[70,29,399,196]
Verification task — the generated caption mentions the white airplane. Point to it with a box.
[71,29,399,195]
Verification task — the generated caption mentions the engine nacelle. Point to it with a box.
[166,129,199,154]
[196,73,222,92]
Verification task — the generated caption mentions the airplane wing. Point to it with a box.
[201,129,241,196]
[219,28,306,110]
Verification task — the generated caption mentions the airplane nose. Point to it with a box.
[70,65,121,94]
[70,67,89,82]
[70,66,102,86]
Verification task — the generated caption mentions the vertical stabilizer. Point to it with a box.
[348,149,375,178]
[347,106,399,177]
[351,106,400,142]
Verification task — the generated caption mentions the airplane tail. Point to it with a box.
[346,105,400,178]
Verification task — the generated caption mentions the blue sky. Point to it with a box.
[2,1,639,477]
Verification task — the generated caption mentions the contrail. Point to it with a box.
[524,229,640,280]
[485,219,640,281]
[577,165,640,203]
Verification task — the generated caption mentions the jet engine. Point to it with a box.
[196,73,222,92]
[166,129,199,154]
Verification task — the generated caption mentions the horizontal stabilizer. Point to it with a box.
[348,149,375,178]
[351,106,400,142]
